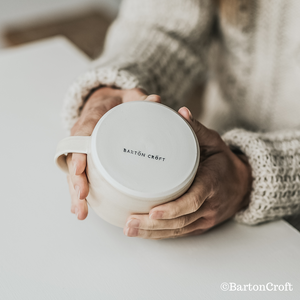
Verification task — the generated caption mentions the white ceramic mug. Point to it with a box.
[55,101,200,227]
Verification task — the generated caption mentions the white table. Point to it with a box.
[0,37,299,300]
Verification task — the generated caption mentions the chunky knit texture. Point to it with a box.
[223,129,300,224]
[62,0,300,225]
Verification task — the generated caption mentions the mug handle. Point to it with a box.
[54,136,91,174]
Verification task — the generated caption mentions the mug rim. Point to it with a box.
[90,101,200,201]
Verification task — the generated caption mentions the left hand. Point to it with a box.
[124,107,252,239]
[66,87,158,220]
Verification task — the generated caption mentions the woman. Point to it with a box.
[63,0,300,239]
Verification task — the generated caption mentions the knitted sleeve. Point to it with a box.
[62,0,215,131]
[222,129,300,225]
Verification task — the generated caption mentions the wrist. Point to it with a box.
[226,142,252,210]
[235,152,252,209]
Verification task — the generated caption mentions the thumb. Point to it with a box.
[178,107,212,144]
[144,94,161,103]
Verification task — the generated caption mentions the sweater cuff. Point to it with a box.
[61,67,146,132]
[222,129,293,225]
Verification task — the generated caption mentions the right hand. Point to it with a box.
[66,87,161,220]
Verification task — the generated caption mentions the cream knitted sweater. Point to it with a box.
[62,0,300,225]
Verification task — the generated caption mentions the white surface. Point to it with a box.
[0,37,300,300]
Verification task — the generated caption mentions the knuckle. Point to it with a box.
[148,220,157,230]
[68,175,76,187]
[173,228,184,236]
[205,219,215,228]
[189,194,202,213]
[83,118,99,133]
[71,193,79,204]
[71,173,79,185]
[176,216,188,229]
[207,199,221,212]
[205,215,218,228]
[168,205,181,218]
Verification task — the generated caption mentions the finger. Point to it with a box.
[173,228,208,239]
[149,174,212,220]
[178,107,220,147]
[66,154,89,200]
[77,198,88,220]
[67,175,77,214]
[124,215,213,239]
[122,88,148,102]
[125,208,204,230]
[67,175,89,220]
[124,226,189,239]
[178,106,206,137]
[181,215,217,232]
[124,224,207,239]
[145,94,161,103]
[71,153,87,175]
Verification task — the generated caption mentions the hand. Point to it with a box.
[66,87,161,220]
[124,107,252,239]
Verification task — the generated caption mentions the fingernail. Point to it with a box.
[74,185,81,200]
[146,95,157,101]
[126,218,140,228]
[187,108,194,121]
[124,227,139,237]
[149,211,164,219]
